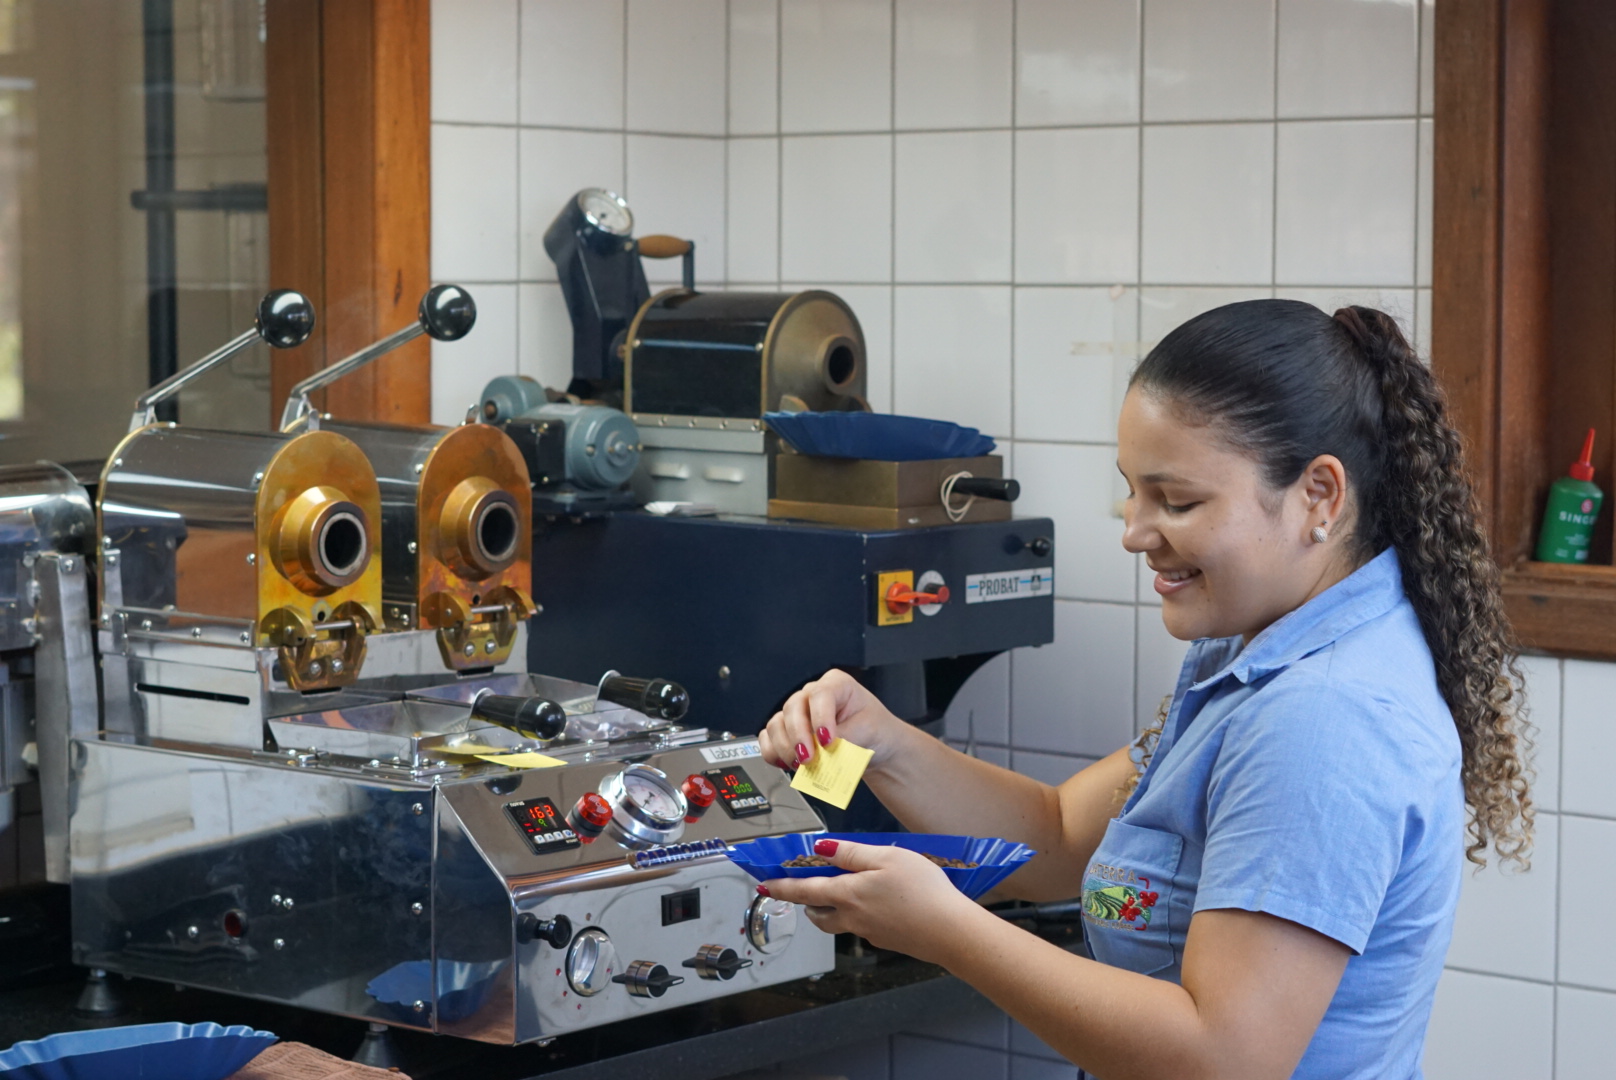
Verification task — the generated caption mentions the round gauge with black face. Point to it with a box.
[577,188,633,237]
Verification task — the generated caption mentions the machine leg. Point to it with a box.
[352,1022,403,1069]
[73,968,127,1018]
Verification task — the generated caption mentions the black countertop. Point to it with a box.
[0,926,1080,1080]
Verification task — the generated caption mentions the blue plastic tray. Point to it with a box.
[764,411,995,461]
[727,833,1035,900]
[0,1022,275,1080]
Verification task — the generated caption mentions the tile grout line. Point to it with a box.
[889,0,897,414]
[432,115,1435,136]
[723,0,732,289]
[1554,657,1565,1077]
[1131,0,1148,732]
[1269,0,1279,299]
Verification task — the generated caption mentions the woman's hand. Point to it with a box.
[757,669,905,770]
[760,839,989,965]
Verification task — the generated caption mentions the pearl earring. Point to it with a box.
[1311,522,1329,544]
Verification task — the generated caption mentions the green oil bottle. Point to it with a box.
[1535,429,1604,563]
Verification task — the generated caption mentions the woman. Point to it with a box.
[757,301,1533,1080]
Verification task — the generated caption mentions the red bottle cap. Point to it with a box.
[1571,429,1597,482]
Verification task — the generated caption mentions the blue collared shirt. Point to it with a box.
[1079,549,1463,1080]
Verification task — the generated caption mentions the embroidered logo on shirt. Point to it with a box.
[1082,862,1159,931]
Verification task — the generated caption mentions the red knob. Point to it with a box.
[567,791,614,842]
[682,774,717,822]
[885,581,950,614]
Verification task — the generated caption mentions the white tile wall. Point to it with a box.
[1143,0,1274,122]
[519,0,624,129]
[1015,0,1139,126]
[894,0,1013,130]
[892,285,1011,436]
[1274,119,1418,286]
[433,2,1606,1075]
[1014,127,1139,285]
[625,135,727,283]
[780,135,893,282]
[1424,970,1555,1079]
[895,131,1012,282]
[1276,0,1419,119]
[626,0,727,135]
[780,0,892,133]
[728,0,778,135]
[1556,987,1616,1080]
[1141,123,1274,284]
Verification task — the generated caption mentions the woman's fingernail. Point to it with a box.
[813,839,839,857]
[756,884,771,897]
[796,743,810,763]
[817,726,832,748]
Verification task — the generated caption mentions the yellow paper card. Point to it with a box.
[790,737,874,810]
[439,742,511,757]
[475,752,567,770]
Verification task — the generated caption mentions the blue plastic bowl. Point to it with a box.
[0,1022,276,1080]
[727,833,1035,901]
[764,412,996,462]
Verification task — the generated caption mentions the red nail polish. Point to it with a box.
[817,726,832,747]
[813,839,838,857]
[796,742,810,763]
[756,884,771,897]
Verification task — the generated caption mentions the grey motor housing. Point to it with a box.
[480,375,640,491]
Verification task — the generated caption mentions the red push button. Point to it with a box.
[682,774,717,822]
[567,791,614,843]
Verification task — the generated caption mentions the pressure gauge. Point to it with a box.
[577,188,633,237]
[599,764,688,848]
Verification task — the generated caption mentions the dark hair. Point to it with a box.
[1129,299,1532,868]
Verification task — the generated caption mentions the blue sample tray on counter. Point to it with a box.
[0,1022,276,1080]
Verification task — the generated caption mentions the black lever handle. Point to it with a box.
[951,476,1020,502]
[256,289,317,348]
[516,912,572,949]
[682,947,754,980]
[470,693,568,741]
[599,674,689,721]
[419,283,478,341]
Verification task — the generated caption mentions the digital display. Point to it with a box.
[504,796,582,855]
[706,766,770,818]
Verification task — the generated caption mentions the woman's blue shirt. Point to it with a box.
[1080,548,1463,1079]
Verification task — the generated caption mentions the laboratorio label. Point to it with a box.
[701,740,762,764]
[965,569,1054,604]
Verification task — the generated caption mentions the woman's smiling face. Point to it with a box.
[1117,387,1351,643]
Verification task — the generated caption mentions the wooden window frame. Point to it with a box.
[1433,0,1616,658]
[263,0,431,427]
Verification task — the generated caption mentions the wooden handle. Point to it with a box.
[638,234,693,259]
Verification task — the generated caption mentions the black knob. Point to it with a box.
[682,946,753,981]
[419,284,477,341]
[470,693,568,741]
[599,675,689,721]
[1029,536,1053,558]
[612,962,684,998]
[516,912,572,949]
[951,476,1020,502]
[255,290,316,349]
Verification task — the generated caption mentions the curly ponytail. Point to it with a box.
[1130,299,1533,868]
